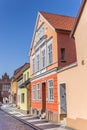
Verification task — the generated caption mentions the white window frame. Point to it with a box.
[32,85,36,101]
[36,83,41,101]
[32,55,35,74]
[37,25,44,41]
[36,54,40,72]
[47,39,53,65]
[48,79,54,102]
[41,46,46,69]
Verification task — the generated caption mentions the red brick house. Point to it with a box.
[30,11,76,122]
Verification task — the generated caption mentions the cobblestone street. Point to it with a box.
[0,110,35,130]
[0,104,71,130]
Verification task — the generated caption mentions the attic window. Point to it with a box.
[61,48,66,62]
[37,25,44,41]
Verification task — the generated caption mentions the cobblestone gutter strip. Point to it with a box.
[65,127,76,130]
[1,109,43,130]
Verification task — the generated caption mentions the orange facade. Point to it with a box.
[31,73,58,112]
[30,11,76,122]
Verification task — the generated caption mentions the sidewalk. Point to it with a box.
[1,104,73,130]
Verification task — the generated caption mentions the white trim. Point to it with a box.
[29,11,56,56]
[47,39,53,65]
[39,12,55,31]
[41,45,46,69]
[36,83,41,101]
[31,69,57,82]
[57,62,77,73]
[47,79,54,102]
[29,13,40,56]
[32,84,36,101]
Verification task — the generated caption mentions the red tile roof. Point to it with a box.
[40,11,75,31]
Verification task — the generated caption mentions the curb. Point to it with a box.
[1,109,43,130]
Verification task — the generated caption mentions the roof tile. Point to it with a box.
[40,11,75,31]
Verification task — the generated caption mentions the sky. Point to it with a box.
[0,0,82,78]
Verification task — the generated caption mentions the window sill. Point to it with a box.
[48,100,54,103]
[61,60,66,62]
[47,62,53,67]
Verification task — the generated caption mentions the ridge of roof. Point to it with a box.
[40,11,75,31]
[40,11,75,19]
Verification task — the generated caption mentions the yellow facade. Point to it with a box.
[20,67,30,113]
[11,79,17,104]
[12,80,17,94]
[20,88,27,111]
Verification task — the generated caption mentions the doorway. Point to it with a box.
[60,83,67,120]
[42,82,46,113]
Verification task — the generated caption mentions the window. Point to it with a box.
[37,25,44,41]
[61,48,65,61]
[27,72,29,79]
[32,85,36,100]
[32,58,35,74]
[48,44,52,65]
[21,93,25,103]
[36,54,40,72]
[36,84,40,100]
[18,95,20,103]
[48,80,54,101]
[42,49,46,68]
[24,74,26,82]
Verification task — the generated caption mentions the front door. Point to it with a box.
[60,83,67,118]
[42,83,46,113]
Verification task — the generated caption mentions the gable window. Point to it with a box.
[36,54,40,72]
[48,43,52,65]
[36,83,40,100]
[37,25,44,41]
[42,49,46,68]
[21,93,24,103]
[32,85,36,100]
[61,48,65,61]
[32,58,35,74]
[48,80,54,101]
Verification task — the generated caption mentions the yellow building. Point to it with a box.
[19,64,30,114]
[11,78,17,104]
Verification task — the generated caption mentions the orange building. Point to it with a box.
[30,11,76,122]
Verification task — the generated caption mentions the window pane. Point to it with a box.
[37,84,40,100]
[48,80,54,101]
[42,49,45,68]
[48,44,52,64]
[61,48,65,61]
[37,55,40,71]
[32,58,35,73]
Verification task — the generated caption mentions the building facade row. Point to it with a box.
[11,0,87,129]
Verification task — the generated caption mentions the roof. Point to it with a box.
[40,11,75,31]
[71,0,86,36]
[13,63,30,80]
[29,11,75,56]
